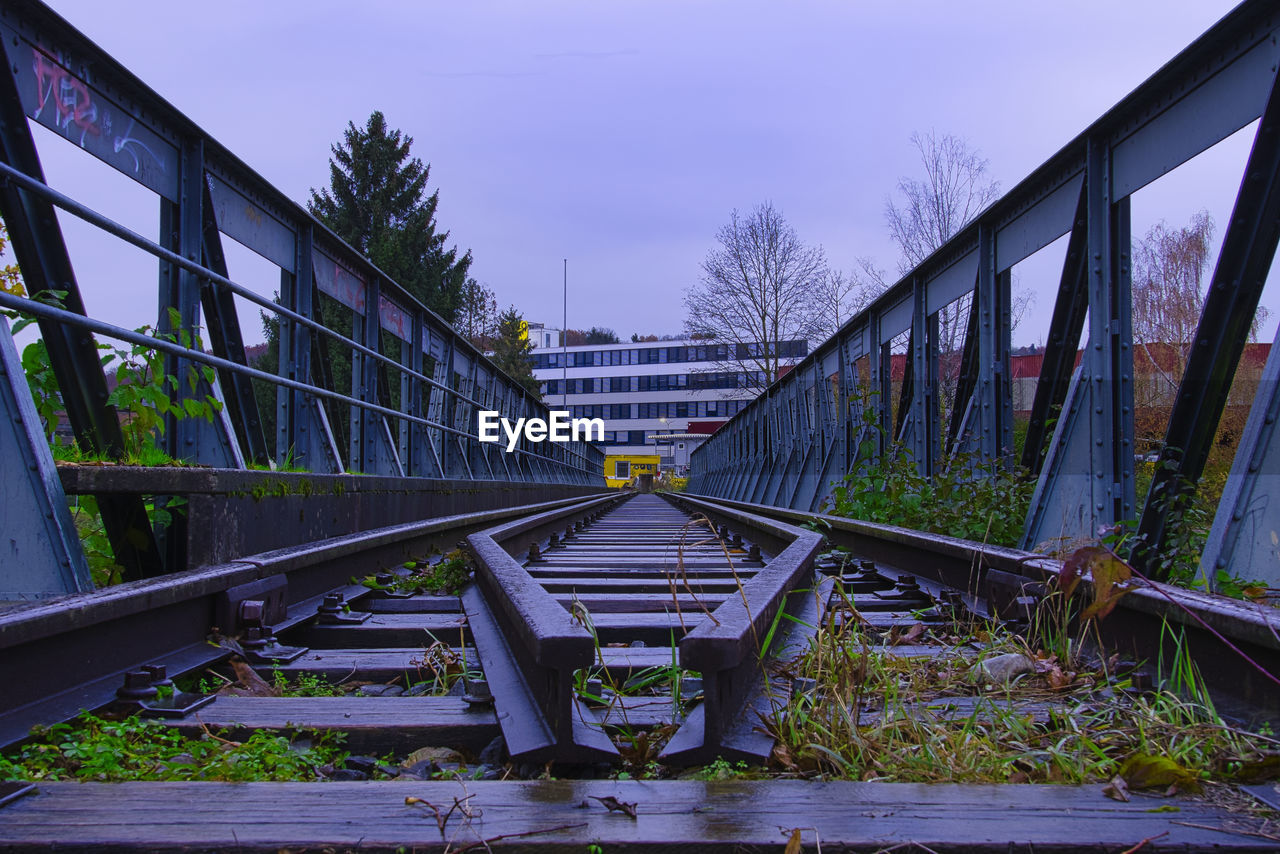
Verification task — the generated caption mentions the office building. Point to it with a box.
[530,338,807,485]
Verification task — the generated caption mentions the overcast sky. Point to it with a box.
[25,0,1267,349]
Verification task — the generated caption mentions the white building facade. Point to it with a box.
[531,338,808,458]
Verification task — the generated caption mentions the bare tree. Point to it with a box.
[1132,212,1213,401]
[684,202,827,393]
[1130,211,1268,407]
[454,277,498,349]
[886,131,1003,358]
[886,130,1001,272]
[881,131,1037,425]
[813,259,888,343]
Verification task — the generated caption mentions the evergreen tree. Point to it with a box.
[490,306,541,399]
[455,277,499,349]
[309,111,471,321]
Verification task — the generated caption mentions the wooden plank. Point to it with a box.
[529,566,759,579]
[538,578,750,594]
[0,780,1266,851]
[553,593,731,613]
[271,647,680,682]
[587,612,710,645]
[363,595,462,614]
[545,546,735,554]
[288,613,470,648]
[533,558,755,569]
[268,648,467,682]
[163,696,498,754]
[854,610,946,628]
[589,696,683,729]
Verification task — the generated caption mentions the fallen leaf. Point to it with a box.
[1118,753,1200,793]
[889,623,925,647]
[1082,550,1135,622]
[1060,545,1137,622]
[228,657,278,697]
[771,742,798,772]
[590,795,637,819]
[1243,585,1269,602]
[402,746,463,769]
[1103,775,1130,802]
[1046,666,1074,691]
[784,828,803,854]
[1059,546,1097,599]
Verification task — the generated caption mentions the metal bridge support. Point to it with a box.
[0,318,92,600]
[908,276,937,477]
[1201,323,1280,588]
[1136,66,1280,581]
[0,0,603,537]
[1020,186,1089,478]
[0,39,163,580]
[198,181,269,468]
[278,225,340,473]
[1023,139,1135,551]
[975,227,1014,463]
[158,137,242,469]
[687,0,1279,556]
[351,278,402,477]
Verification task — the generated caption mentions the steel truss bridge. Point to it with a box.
[690,1,1280,588]
[2,5,1280,849]
[0,0,1279,602]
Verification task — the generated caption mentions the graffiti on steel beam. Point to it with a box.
[8,35,178,199]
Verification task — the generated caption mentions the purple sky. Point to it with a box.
[24,0,1267,349]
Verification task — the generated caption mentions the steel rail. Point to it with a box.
[683,493,1280,713]
[0,495,605,749]
[658,495,824,763]
[462,494,627,762]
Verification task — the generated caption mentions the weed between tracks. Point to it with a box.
[0,712,347,783]
[767,578,1278,789]
[360,550,473,596]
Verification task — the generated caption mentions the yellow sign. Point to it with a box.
[518,320,529,341]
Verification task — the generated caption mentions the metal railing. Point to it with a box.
[0,0,602,595]
[690,0,1280,587]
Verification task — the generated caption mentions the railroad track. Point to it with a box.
[1,492,1279,851]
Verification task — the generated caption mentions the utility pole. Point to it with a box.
[562,258,568,409]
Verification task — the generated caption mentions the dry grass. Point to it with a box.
[766,584,1277,786]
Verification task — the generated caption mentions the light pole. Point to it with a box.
[561,258,568,409]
